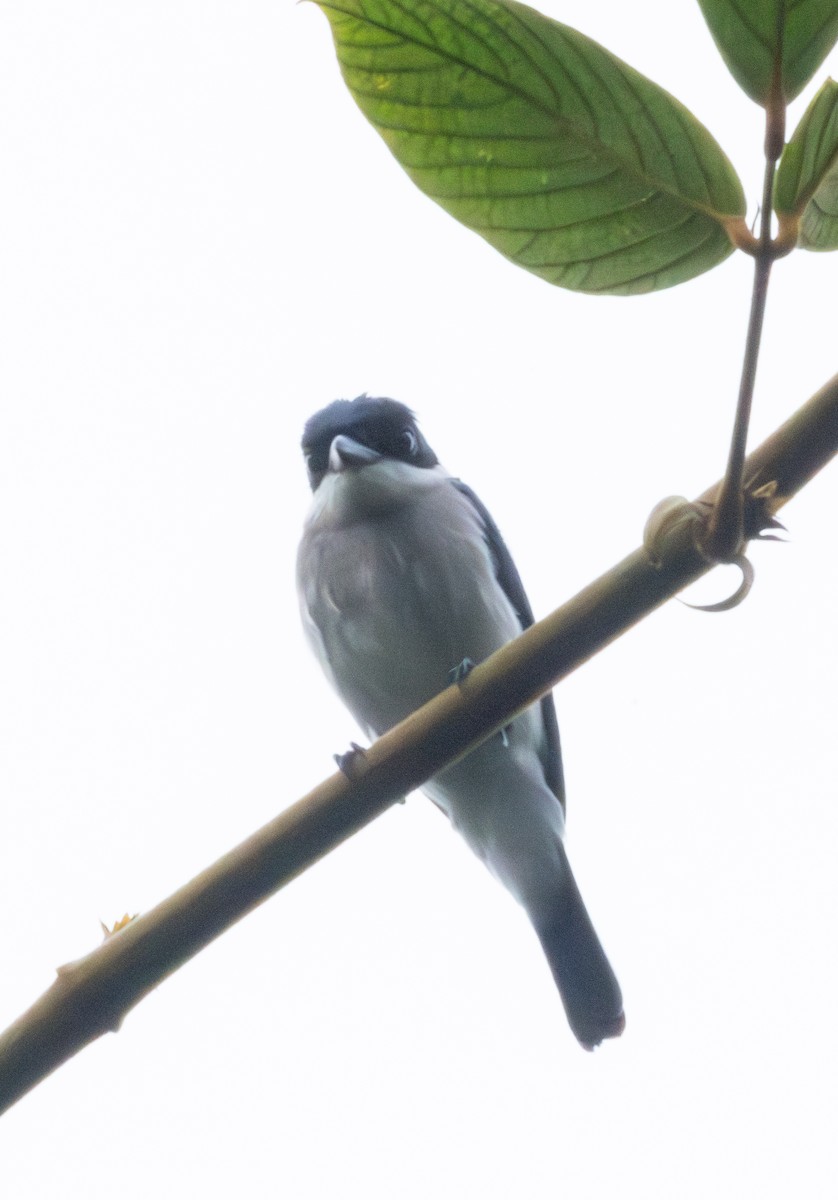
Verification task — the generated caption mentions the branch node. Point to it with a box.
[643,496,710,568]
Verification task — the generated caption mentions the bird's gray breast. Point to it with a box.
[297,477,522,738]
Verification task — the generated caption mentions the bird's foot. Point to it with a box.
[334,742,368,779]
[448,657,475,685]
[448,658,509,746]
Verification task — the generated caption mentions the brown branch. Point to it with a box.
[1,372,837,1116]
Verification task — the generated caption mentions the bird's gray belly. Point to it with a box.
[301,512,520,738]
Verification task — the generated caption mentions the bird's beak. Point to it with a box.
[328,435,381,472]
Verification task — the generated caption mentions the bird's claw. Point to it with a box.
[334,742,368,778]
[448,657,475,685]
[448,658,509,746]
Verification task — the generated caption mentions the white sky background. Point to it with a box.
[1,2,837,1195]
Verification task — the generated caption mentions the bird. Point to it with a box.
[296,395,624,1048]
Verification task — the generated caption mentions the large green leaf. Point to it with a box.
[315,0,746,295]
[775,78,838,248]
[696,0,838,105]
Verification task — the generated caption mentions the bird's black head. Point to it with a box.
[301,395,438,491]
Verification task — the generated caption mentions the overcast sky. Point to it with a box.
[1,3,837,1197]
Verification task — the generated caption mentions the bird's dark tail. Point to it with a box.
[530,846,624,1050]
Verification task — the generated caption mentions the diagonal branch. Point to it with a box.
[1,371,837,1116]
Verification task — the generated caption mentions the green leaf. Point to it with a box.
[775,78,838,248]
[696,0,838,105]
[315,0,746,295]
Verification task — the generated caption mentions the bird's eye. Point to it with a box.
[400,428,418,457]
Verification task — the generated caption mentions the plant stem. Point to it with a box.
[704,101,785,562]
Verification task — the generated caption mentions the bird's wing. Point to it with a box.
[449,479,565,811]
